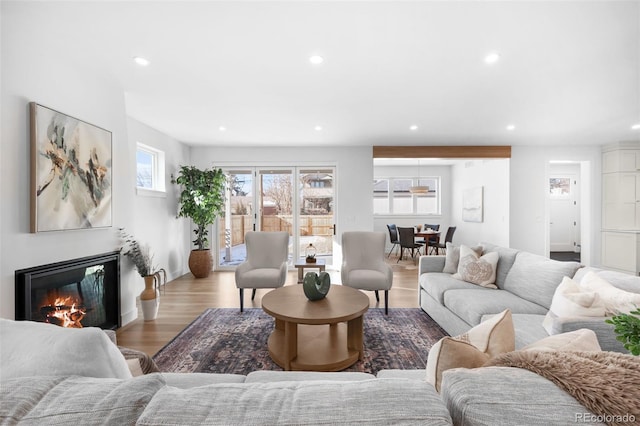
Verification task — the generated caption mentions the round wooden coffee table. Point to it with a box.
[261,284,369,371]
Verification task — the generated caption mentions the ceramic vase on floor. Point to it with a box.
[140,275,160,321]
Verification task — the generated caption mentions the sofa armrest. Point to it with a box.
[419,255,446,275]
[550,316,627,353]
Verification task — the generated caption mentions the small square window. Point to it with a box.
[136,143,165,195]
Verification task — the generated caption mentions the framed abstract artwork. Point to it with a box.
[462,186,483,223]
[30,103,112,232]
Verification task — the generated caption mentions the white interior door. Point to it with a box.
[549,172,579,252]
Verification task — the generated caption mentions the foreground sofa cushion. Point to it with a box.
[245,370,375,382]
[0,318,131,380]
[486,351,640,424]
[441,367,606,426]
[0,374,165,424]
[137,378,453,425]
[162,372,246,388]
[426,309,514,391]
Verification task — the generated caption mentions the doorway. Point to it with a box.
[548,162,587,263]
[217,166,335,269]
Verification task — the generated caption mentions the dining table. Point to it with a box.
[414,230,441,255]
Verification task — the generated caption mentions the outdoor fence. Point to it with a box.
[219,215,334,247]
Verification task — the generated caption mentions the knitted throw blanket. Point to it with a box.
[486,351,640,426]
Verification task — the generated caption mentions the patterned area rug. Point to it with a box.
[153,308,447,375]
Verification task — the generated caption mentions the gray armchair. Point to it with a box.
[341,231,393,314]
[235,231,289,312]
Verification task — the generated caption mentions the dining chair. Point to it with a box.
[386,224,400,258]
[235,231,289,312]
[341,231,393,314]
[397,227,424,263]
[428,226,456,255]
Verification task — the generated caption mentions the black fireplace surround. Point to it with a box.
[15,251,121,330]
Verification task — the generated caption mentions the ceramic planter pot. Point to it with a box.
[189,249,213,278]
[140,275,159,321]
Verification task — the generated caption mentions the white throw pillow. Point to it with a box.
[0,318,132,380]
[579,271,640,315]
[522,328,601,352]
[453,245,499,288]
[443,243,483,274]
[542,276,606,334]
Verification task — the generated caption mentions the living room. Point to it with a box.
[3,0,634,325]
[1,1,639,423]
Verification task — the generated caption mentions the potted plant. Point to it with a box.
[119,229,161,321]
[605,308,640,355]
[173,165,226,278]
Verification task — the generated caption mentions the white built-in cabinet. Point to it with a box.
[602,142,640,274]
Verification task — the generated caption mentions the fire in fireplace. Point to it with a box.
[40,296,87,328]
[15,251,121,329]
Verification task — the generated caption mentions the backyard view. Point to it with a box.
[219,169,334,266]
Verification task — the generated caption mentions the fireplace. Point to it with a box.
[15,251,121,330]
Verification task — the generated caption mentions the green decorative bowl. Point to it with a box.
[302,271,331,301]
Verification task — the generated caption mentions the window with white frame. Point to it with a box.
[136,143,166,194]
[373,177,440,215]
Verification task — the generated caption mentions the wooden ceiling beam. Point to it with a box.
[373,146,511,159]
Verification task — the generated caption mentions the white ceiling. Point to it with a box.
[10,1,640,147]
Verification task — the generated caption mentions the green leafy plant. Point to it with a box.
[119,229,156,277]
[172,165,226,251]
[605,308,640,355]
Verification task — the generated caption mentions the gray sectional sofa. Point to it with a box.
[418,242,639,351]
[1,371,454,425]
[4,247,638,426]
[1,368,615,426]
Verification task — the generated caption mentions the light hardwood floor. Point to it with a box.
[116,257,422,355]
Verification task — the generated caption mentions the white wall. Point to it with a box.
[373,165,452,252]
[0,3,188,324]
[126,118,191,283]
[451,159,510,247]
[510,145,601,266]
[189,145,373,267]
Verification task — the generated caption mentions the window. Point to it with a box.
[549,177,571,197]
[373,177,440,215]
[136,143,165,195]
[392,179,412,214]
[373,179,389,214]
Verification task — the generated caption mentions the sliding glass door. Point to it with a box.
[219,170,253,266]
[298,169,334,262]
[216,166,335,269]
[258,169,294,262]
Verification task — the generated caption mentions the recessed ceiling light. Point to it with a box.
[410,125,418,131]
[484,52,500,64]
[133,56,150,66]
[219,126,226,132]
[309,55,324,65]
[314,125,323,131]
[506,124,516,131]
[632,123,640,130]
